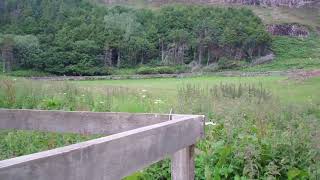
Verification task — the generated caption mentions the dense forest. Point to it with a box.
[0,0,271,75]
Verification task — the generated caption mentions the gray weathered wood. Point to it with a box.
[0,115,204,180]
[0,109,170,135]
[171,145,195,180]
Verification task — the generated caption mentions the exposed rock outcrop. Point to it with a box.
[251,53,275,65]
[224,0,315,7]
[267,24,309,37]
[101,0,316,7]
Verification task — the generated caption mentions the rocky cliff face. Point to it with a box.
[267,24,309,37]
[224,0,315,7]
[101,0,317,7]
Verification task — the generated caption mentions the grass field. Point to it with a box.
[75,75,320,105]
[1,75,320,179]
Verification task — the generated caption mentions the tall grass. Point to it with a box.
[176,83,320,179]
[0,130,101,160]
[0,76,169,113]
[0,77,319,179]
[177,83,272,115]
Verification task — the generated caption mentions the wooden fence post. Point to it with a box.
[171,144,195,180]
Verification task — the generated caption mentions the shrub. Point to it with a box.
[136,66,189,74]
[63,66,113,76]
[156,66,176,74]
[136,66,158,74]
[7,70,51,77]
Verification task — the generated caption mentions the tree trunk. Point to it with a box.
[141,51,144,64]
[117,50,121,67]
[180,45,184,65]
[103,47,110,67]
[161,40,164,62]
[207,48,210,66]
[2,57,5,73]
[198,45,203,65]
[1,39,14,73]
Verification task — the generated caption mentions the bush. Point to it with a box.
[174,65,191,73]
[7,70,52,77]
[136,67,156,74]
[155,66,175,74]
[63,66,113,76]
[136,66,189,74]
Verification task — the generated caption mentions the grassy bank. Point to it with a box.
[0,75,319,179]
[244,35,320,71]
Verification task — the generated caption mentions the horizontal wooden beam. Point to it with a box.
[0,109,171,135]
[0,115,204,180]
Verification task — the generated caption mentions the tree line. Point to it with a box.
[0,0,271,75]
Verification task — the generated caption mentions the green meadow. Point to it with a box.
[75,76,320,105]
[1,75,320,179]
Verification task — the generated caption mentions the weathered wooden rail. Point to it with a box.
[0,109,205,180]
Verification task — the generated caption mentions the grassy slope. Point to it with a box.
[246,4,320,71]
[250,5,320,28]
[244,34,320,71]
[97,0,320,28]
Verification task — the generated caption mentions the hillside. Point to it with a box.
[96,0,320,28]
[0,0,319,76]
[0,1,272,75]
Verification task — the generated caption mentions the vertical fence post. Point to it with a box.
[171,144,195,180]
[170,111,195,180]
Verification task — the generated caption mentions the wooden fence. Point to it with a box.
[0,109,205,180]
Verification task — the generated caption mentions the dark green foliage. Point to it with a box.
[7,70,52,77]
[0,1,271,75]
[143,160,171,180]
[136,66,189,74]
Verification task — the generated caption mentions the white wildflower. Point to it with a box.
[154,99,163,104]
[205,122,216,126]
